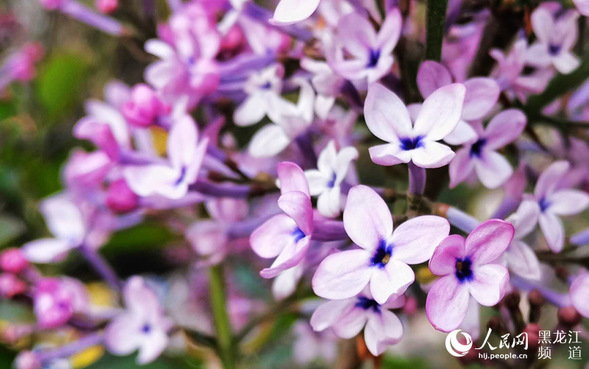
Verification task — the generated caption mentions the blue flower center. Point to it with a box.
[400,136,424,151]
[292,227,306,242]
[469,138,487,158]
[367,49,381,68]
[142,323,151,334]
[370,239,393,268]
[261,81,272,90]
[174,166,187,186]
[548,44,561,56]
[539,197,550,213]
[455,257,474,283]
[355,296,381,313]
[327,172,337,189]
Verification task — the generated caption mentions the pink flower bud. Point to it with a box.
[0,248,29,274]
[122,84,169,127]
[106,179,139,213]
[38,0,69,10]
[0,273,27,298]
[96,0,118,14]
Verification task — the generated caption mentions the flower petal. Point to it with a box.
[531,7,554,44]
[337,13,376,59]
[376,9,402,54]
[410,141,455,168]
[278,191,313,235]
[553,52,580,74]
[570,273,589,318]
[461,78,500,121]
[474,151,513,189]
[506,241,541,280]
[278,161,311,197]
[547,189,589,216]
[413,83,466,141]
[364,310,403,356]
[449,148,475,188]
[539,212,565,253]
[343,185,393,250]
[469,264,509,306]
[368,143,411,166]
[370,260,414,304]
[22,239,75,263]
[465,219,514,266]
[260,237,310,278]
[429,235,465,276]
[317,187,341,218]
[535,161,569,200]
[310,299,354,332]
[312,250,372,300]
[250,215,297,258]
[484,109,526,150]
[248,124,291,158]
[271,0,321,25]
[425,275,470,332]
[416,61,452,99]
[390,215,450,264]
[364,83,412,142]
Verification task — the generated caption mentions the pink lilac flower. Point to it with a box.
[364,83,465,168]
[570,272,589,318]
[312,185,450,304]
[304,141,358,218]
[34,277,89,329]
[490,39,552,102]
[105,277,173,364]
[124,115,208,199]
[250,162,313,278]
[573,0,589,16]
[271,0,321,25]
[233,64,285,126]
[527,5,580,74]
[449,109,526,189]
[416,60,500,145]
[328,9,402,84]
[426,220,514,332]
[503,201,541,280]
[310,290,405,356]
[0,42,44,94]
[522,161,589,253]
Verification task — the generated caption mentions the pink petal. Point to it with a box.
[413,83,466,141]
[449,148,475,188]
[250,214,297,258]
[310,299,354,332]
[278,191,313,235]
[425,275,470,332]
[535,161,569,200]
[364,310,403,356]
[461,78,500,121]
[137,329,168,364]
[333,306,369,339]
[416,61,452,99]
[547,189,589,216]
[370,260,414,304]
[570,273,589,318]
[105,313,143,356]
[553,52,580,74]
[167,114,198,170]
[444,120,478,145]
[573,0,589,16]
[364,83,412,143]
[368,143,412,166]
[337,13,376,59]
[260,237,310,278]
[484,109,526,150]
[506,241,541,280]
[429,235,465,276]
[474,151,513,189]
[469,264,509,306]
[531,7,554,44]
[524,43,552,68]
[465,219,514,265]
[539,212,565,253]
[278,162,311,197]
[343,185,393,250]
[312,249,372,300]
[509,200,540,239]
[410,141,455,168]
[376,9,402,55]
[271,0,321,25]
[390,215,450,264]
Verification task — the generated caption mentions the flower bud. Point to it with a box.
[0,273,26,298]
[0,248,29,274]
[106,178,139,213]
[558,306,582,327]
[96,0,118,14]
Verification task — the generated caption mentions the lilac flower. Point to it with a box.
[503,201,541,280]
[124,115,208,199]
[527,6,580,74]
[312,185,450,304]
[329,10,402,84]
[248,78,315,158]
[304,141,358,218]
[364,83,465,168]
[293,322,337,365]
[416,61,500,145]
[300,58,344,119]
[449,109,526,189]
[570,272,589,318]
[310,290,405,356]
[426,220,514,332]
[22,194,86,263]
[34,277,89,329]
[271,0,320,25]
[250,162,313,278]
[233,64,285,127]
[490,39,552,102]
[105,277,172,364]
[0,43,43,93]
[522,161,589,253]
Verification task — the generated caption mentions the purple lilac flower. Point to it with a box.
[426,220,514,332]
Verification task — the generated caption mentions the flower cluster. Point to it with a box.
[1,0,589,368]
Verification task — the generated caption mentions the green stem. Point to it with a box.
[425,0,448,61]
[209,265,236,369]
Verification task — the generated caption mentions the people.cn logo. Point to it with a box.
[445,329,473,357]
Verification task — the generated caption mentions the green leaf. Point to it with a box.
[0,214,26,247]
